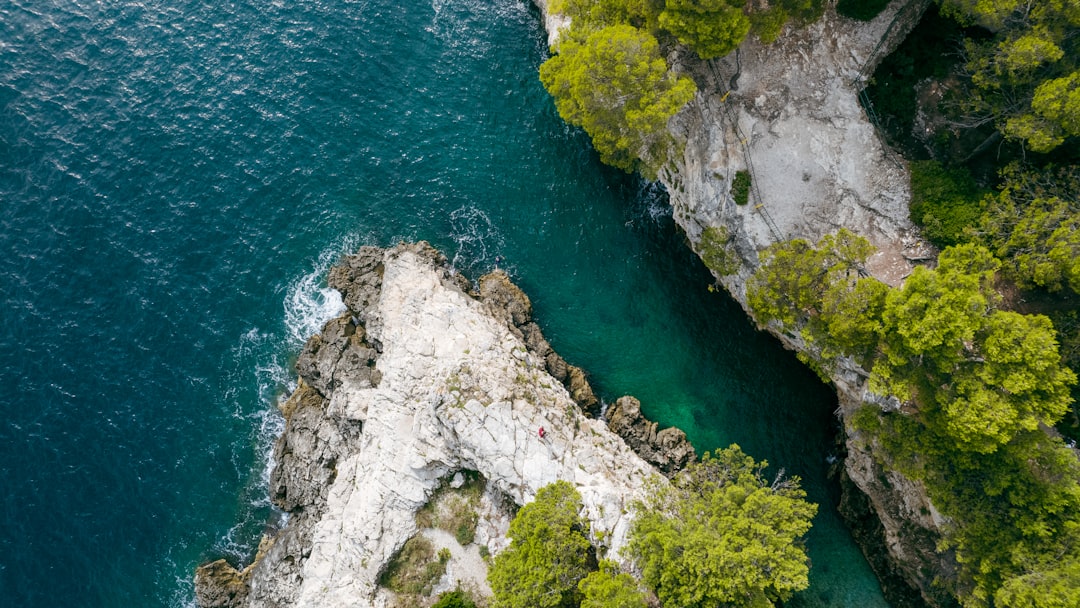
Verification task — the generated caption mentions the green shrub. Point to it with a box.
[378,536,447,596]
[579,561,647,608]
[432,589,478,608]
[909,160,985,246]
[732,170,751,206]
[698,225,739,276]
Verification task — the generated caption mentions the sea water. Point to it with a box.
[0,0,889,605]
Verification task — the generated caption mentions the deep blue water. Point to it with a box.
[0,0,888,606]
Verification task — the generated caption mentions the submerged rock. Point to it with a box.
[196,242,671,608]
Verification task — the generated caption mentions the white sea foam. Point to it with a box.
[447,205,505,277]
[203,239,358,598]
[283,245,349,348]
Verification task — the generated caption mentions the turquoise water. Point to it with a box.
[0,0,887,606]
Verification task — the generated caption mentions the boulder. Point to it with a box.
[606,396,696,476]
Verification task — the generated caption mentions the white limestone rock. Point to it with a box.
[201,243,662,608]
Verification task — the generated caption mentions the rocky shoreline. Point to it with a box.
[196,242,694,608]
[528,0,952,604]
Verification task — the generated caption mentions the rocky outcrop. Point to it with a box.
[533,0,951,604]
[195,559,252,608]
[196,242,667,608]
[476,270,601,415]
[666,4,952,604]
[606,396,695,476]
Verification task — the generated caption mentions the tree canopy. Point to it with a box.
[976,163,1080,293]
[625,446,816,607]
[749,229,1080,605]
[578,561,648,608]
[657,0,750,59]
[942,0,1080,152]
[539,24,696,177]
[488,481,593,608]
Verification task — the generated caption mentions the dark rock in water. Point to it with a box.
[566,365,600,416]
[327,246,385,318]
[296,313,380,398]
[606,396,695,476]
[544,351,568,383]
[194,560,249,608]
[478,270,601,415]
[271,380,351,513]
[519,322,549,359]
[478,269,533,328]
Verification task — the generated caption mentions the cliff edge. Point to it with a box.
[532,0,951,604]
[196,242,692,608]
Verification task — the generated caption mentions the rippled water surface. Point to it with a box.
[0,0,888,605]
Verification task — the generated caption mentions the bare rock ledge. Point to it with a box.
[196,242,693,608]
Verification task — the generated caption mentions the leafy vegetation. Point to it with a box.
[975,163,1080,293]
[697,225,739,275]
[578,561,648,608]
[731,169,751,205]
[746,228,883,365]
[379,535,450,597]
[748,229,1080,606]
[488,481,594,608]
[939,0,1080,153]
[909,160,986,246]
[657,0,750,59]
[625,446,816,607]
[539,25,696,177]
[487,468,818,608]
[432,590,478,608]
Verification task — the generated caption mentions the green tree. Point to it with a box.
[908,160,986,247]
[625,446,817,607]
[995,558,1080,608]
[746,237,827,327]
[539,25,697,177]
[657,0,750,59]
[563,0,664,30]
[940,310,1075,452]
[579,561,648,608]
[747,228,874,328]
[872,244,1000,402]
[488,481,593,608]
[819,275,889,366]
[943,0,1080,152]
[976,164,1080,292]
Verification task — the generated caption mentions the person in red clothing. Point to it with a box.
[538,426,546,439]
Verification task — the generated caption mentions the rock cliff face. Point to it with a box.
[533,0,952,604]
[196,242,690,608]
